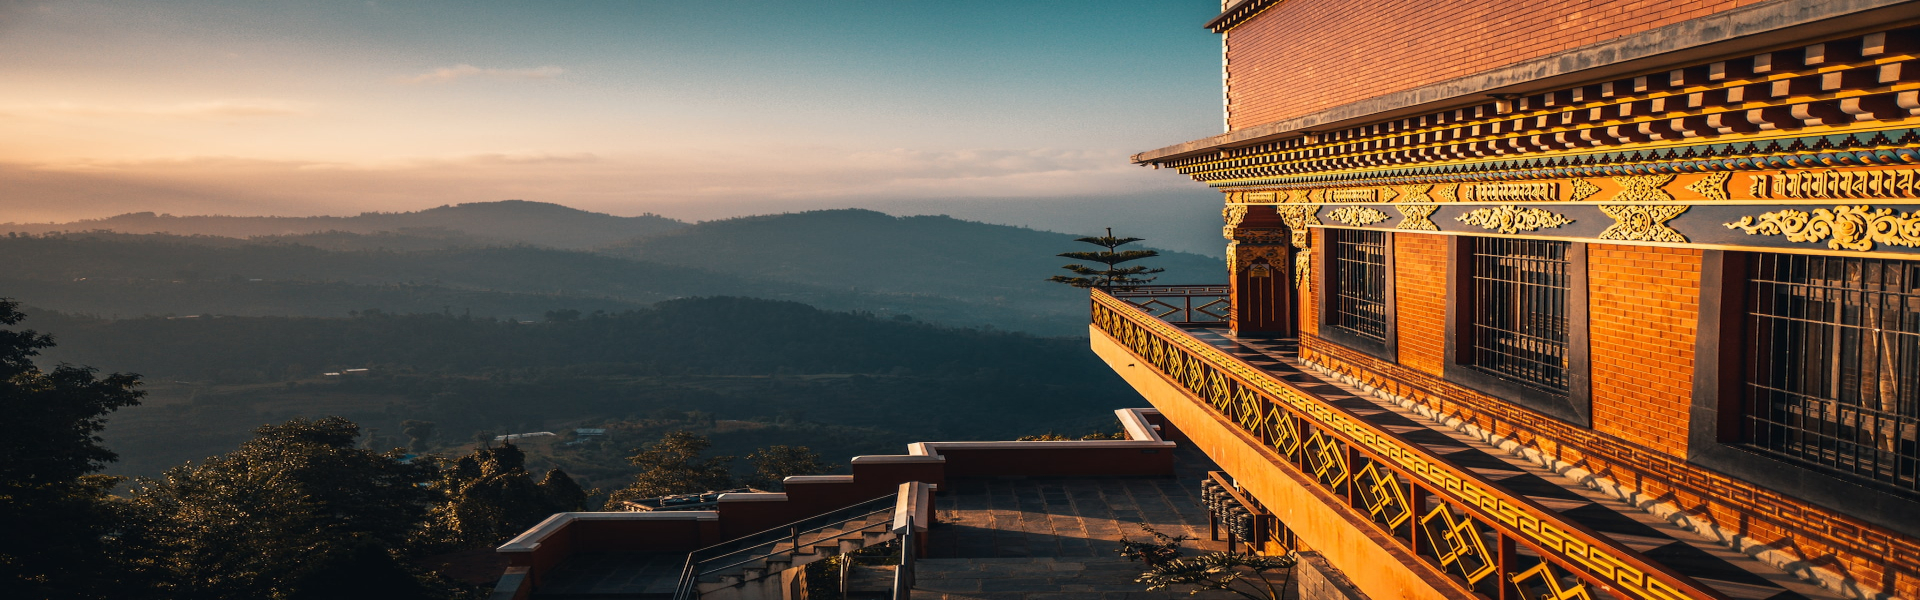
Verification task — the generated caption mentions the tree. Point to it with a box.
[1119,523,1296,600]
[123,417,436,600]
[1048,228,1164,288]
[401,420,436,453]
[418,443,589,548]
[607,431,734,504]
[745,445,830,490]
[0,299,145,600]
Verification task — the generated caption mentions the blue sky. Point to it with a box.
[0,0,1226,251]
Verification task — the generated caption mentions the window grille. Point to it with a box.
[1743,254,1920,494]
[1329,229,1389,344]
[1467,238,1571,395]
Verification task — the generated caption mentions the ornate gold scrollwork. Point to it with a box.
[1611,173,1677,202]
[1303,428,1349,489]
[1472,182,1558,202]
[1420,504,1496,585]
[1686,171,1731,201]
[1294,251,1310,289]
[1597,204,1689,243]
[1396,204,1440,231]
[1397,184,1433,203]
[1509,562,1594,600]
[1330,188,1377,202]
[1330,206,1390,227]
[1569,178,1602,202]
[1354,462,1412,529]
[1228,243,1290,276]
[1457,205,1571,234]
[1222,204,1249,240]
[1272,204,1318,249]
[1435,183,1460,202]
[1725,205,1920,251]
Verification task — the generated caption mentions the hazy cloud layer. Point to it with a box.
[392,64,566,84]
[0,99,309,120]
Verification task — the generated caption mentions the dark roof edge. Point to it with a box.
[1204,0,1280,33]
[1134,0,1920,165]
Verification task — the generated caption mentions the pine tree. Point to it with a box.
[1048,228,1164,289]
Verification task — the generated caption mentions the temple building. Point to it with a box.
[1103,0,1920,598]
[490,2,1920,599]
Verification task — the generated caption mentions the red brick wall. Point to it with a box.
[1224,0,1768,129]
[1588,245,1699,458]
[1393,233,1447,377]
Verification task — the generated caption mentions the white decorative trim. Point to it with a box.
[782,475,855,484]
[851,453,945,463]
[716,492,788,502]
[1117,407,1166,441]
[1299,359,1892,600]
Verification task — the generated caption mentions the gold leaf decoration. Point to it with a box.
[1398,184,1433,203]
[1295,251,1310,289]
[1725,205,1920,251]
[1610,174,1677,202]
[1435,183,1459,202]
[1569,178,1602,202]
[1396,204,1440,231]
[1330,206,1390,227]
[1222,205,1250,240]
[1686,171,1732,202]
[1288,189,1312,203]
[1456,205,1571,234]
[1378,187,1399,203]
[1597,204,1689,242]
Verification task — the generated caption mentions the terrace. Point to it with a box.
[1091,288,1845,600]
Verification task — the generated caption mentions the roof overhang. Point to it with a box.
[1138,0,1920,166]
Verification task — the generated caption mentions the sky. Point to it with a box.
[0,1,1227,251]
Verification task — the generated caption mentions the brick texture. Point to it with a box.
[1392,233,1447,377]
[1587,244,1699,458]
[1224,0,1769,130]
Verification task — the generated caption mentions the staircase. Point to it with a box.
[673,496,902,600]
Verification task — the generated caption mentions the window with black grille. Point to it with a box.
[1742,254,1920,494]
[1329,229,1389,345]
[1465,238,1572,396]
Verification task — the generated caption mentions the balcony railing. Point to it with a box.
[1103,285,1229,326]
[1090,289,1729,600]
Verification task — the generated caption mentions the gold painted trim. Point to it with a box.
[1309,224,1920,260]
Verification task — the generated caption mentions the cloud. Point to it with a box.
[392,64,565,84]
[0,99,308,120]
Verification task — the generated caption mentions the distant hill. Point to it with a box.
[0,233,1086,334]
[0,200,686,250]
[604,208,1224,306]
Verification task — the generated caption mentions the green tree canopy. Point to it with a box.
[745,445,831,491]
[1048,228,1164,289]
[420,443,589,549]
[607,431,734,504]
[0,299,144,600]
[123,416,436,600]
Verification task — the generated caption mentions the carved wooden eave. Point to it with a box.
[1139,0,1920,168]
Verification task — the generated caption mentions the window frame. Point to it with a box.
[1317,227,1397,361]
[1690,251,1920,538]
[1442,236,1592,426]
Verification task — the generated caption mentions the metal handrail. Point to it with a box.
[701,517,892,578]
[1101,284,1230,326]
[670,494,898,600]
[891,526,914,600]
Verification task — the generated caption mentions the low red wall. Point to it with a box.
[934,445,1175,478]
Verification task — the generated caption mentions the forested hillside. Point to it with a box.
[29,298,1137,478]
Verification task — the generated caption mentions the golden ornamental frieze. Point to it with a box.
[1397,184,1433,203]
[1272,204,1319,249]
[1749,169,1920,200]
[1330,206,1390,227]
[1329,188,1378,203]
[1294,251,1310,289]
[1686,171,1731,202]
[1227,242,1289,277]
[1468,182,1557,203]
[1609,174,1676,203]
[1725,205,1920,251]
[1434,183,1460,202]
[1395,204,1439,231]
[1568,179,1602,202]
[1457,205,1571,234]
[1597,205,1689,243]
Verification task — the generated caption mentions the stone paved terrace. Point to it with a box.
[916,446,1249,600]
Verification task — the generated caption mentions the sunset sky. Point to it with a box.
[0,0,1222,230]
